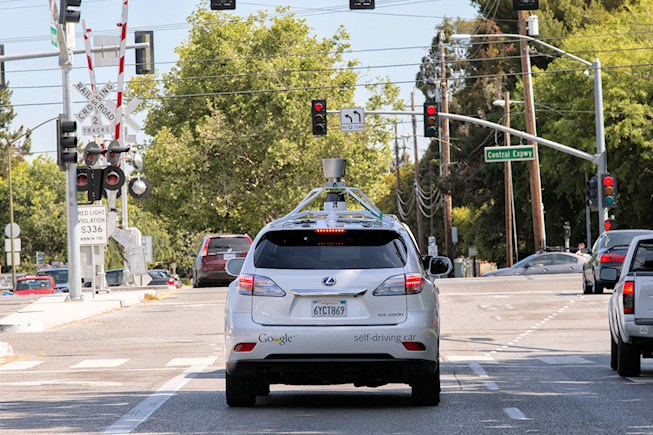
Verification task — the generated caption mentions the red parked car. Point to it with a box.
[14,276,57,295]
[191,234,252,288]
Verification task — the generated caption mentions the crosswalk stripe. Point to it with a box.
[0,361,43,370]
[166,357,216,367]
[70,359,129,369]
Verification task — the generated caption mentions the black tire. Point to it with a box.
[594,283,604,294]
[411,364,440,406]
[226,374,256,407]
[610,329,618,370]
[582,276,593,294]
[617,334,641,377]
[255,381,270,396]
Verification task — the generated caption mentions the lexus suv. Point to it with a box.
[191,234,251,288]
[223,159,452,407]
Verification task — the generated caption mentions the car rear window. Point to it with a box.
[16,279,52,290]
[631,242,653,272]
[207,237,251,252]
[603,232,651,249]
[38,270,68,284]
[253,230,407,269]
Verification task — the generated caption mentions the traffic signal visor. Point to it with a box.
[311,100,327,135]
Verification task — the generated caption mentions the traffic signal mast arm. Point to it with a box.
[326,109,597,163]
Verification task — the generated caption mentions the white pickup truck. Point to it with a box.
[609,234,653,377]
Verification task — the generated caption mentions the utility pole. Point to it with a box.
[503,92,514,266]
[411,92,424,252]
[440,32,453,261]
[394,124,401,218]
[518,10,546,252]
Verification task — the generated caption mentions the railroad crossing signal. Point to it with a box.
[601,173,617,208]
[424,101,438,137]
[76,166,125,203]
[312,100,327,136]
[57,114,78,170]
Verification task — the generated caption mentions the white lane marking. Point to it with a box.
[446,355,495,363]
[166,357,215,367]
[504,407,528,420]
[484,381,499,390]
[0,380,122,387]
[70,359,129,369]
[0,361,43,370]
[103,356,217,435]
[536,356,593,365]
[469,362,488,378]
[445,291,554,296]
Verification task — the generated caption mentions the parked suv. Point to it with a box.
[191,235,251,288]
[223,159,452,407]
[36,267,70,293]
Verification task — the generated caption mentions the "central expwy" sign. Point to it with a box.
[484,145,536,162]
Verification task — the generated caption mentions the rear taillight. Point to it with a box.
[315,228,346,234]
[373,274,424,296]
[623,281,634,314]
[402,342,426,351]
[237,274,285,297]
[600,253,625,263]
[166,279,175,286]
[237,274,254,295]
[200,238,211,257]
[234,343,256,352]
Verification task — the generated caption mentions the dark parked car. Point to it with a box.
[191,234,251,288]
[482,251,586,277]
[147,269,179,289]
[36,267,70,292]
[582,229,653,294]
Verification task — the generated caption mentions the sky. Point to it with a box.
[0,0,479,164]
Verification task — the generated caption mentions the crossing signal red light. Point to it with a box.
[312,99,327,136]
[424,101,438,137]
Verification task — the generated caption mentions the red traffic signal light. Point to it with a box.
[424,101,438,137]
[311,99,327,136]
[600,173,617,208]
[605,219,617,231]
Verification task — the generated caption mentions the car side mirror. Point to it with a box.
[429,256,452,276]
[225,258,245,277]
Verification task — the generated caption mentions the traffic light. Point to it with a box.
[135,31,154,75]
[59,0,82,24]
[57,114,78,170]
[586,175,598,211]
[605,219,617,231]
[424,101,438,137]
[601,173,617,208]
[210,0,235,10]
[83,142,106,166]
[513,0,538,10]
[311,100,327,136]
[0,44,5,89]
[350,0,374,9]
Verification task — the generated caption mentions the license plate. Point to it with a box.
[312,300,347,317]
[223,253,236,260]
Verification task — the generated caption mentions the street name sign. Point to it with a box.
[340,108,365,132]
[484,145,535,162]
[78,205,108,245]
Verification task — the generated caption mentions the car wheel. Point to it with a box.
[411,364,440,406]
[582,276,593,294]
[594,282,604,294]
[226,374,256,407]
[255,381,270,396]
[617,334,641,377]
[610,328,618,370]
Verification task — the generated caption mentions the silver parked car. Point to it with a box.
[482,251,586,277]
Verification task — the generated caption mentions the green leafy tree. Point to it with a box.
[129,7,400,241]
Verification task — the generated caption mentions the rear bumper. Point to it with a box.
[197,270,231,284]
[227,356,437,385]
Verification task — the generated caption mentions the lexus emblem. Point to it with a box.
[322,276,336,287]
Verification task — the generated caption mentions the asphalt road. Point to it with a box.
[0,274,651,435]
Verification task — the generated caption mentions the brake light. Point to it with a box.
[166,279,175,286]
[600,253,625,263]
[200,237,211,257]
[315,228,346,233]
[405,274,424,294]
[234,343,256,352]
[237,274,254,295]
[402,342,426,351]
[623,281,634,314]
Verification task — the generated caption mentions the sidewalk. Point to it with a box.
[0,286,175,336]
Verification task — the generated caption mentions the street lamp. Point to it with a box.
[451,32,608,237]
